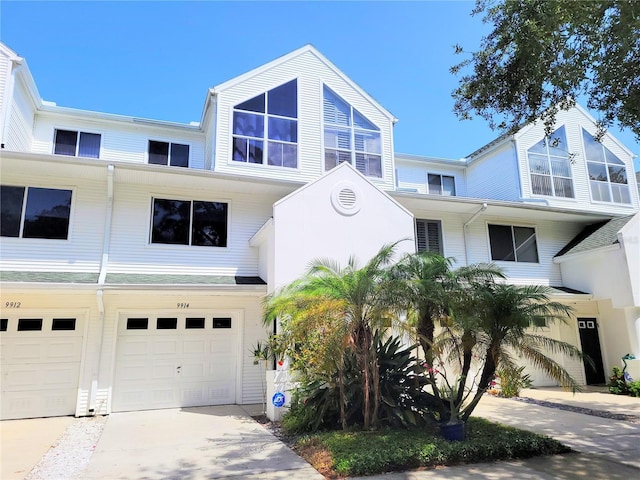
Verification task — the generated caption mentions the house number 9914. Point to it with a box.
[5,302,21,308]
[177,303,190,309]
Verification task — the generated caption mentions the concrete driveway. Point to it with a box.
[81,405,323,479]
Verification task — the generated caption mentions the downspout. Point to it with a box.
[463,203,488,265]
[90,164,114,415]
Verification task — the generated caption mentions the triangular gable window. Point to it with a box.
[527,126,574,198]
[583,129,630,204]
[323,85,382,178]
[232,79,298,168]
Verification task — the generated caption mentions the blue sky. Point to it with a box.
[3,1,639,169]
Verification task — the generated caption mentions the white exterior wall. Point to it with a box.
[395,159,467,197]
[272,164,415,289]
[4,76,35,152]
[0,48,12,145]
[515,108,639,215]
[0,166,106,273]
[213,50,396,191]
[107,182,277,276]
[31,114,206,168]
[466,142,520,200]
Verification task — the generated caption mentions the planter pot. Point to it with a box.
[440,421,465,441]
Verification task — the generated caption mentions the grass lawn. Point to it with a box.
[293,417,571,478]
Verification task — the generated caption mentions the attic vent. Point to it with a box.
[331,181,362,216]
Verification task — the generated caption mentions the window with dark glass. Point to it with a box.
[488,224,539,263]
[416,219,443,254]
[157,317,178,329]
[186,317,205,329]
[1,319,7,332]
[148,141,189,167]
[54,129,101,158]
[527,126,574,198]
[151,198,227,247]
[323,86,382,178]
[126,318,148,330]
[232,79,298,168]
[213,317,232,328]
[18,319,43,331]
[583,129,631,204]
[427,174,456,196]
[52,318,76,331]
[0,185,72,239]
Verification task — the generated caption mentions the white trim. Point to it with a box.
[553,243,621,263]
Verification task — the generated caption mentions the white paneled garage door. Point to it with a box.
[112,313,239,412]
[1,315,85,420]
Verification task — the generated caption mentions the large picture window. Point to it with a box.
[583,129,631,204]
[323,86,382,178]
[416,219,443,255]
[232,79,298,168]
[488,224,539,263]
[527,126,574,198]
[54,129,101,158]
[151,198,228,247]
[0,185,72,239]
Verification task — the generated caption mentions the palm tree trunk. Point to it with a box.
[461,344,499,422]
[338,354,347,430]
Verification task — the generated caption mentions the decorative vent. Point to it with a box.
[331,181,362,216]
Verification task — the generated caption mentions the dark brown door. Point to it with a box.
[577,318,605,384]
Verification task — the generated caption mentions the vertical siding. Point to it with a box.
[214,50,396,191]
[5,79,35,151]
[0,170,105,273]
[108,182,278,276]
[515,108,639,215]
[466,142,521,200]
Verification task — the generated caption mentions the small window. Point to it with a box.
[212,317,232,329]
[52,318,76,331]
[531,317,548,328]
[54,129,101,158]
[127,318,148,330]
[488,224,539,263]
[186,317,205,329]
[427,174,456,196]
[416,219,443,255]
[148,141,189,168]
[0,319,7,331]
[157,317,177,329]
[1,185,72,240]
[17,319,43,331]
[151,198,228,247]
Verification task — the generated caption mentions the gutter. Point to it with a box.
[89,289,105,415]
[463,203,488,264]
[98,165,115,284]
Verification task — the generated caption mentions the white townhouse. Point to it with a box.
[1,42,638,420]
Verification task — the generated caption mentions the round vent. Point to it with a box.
[331,182,362,216]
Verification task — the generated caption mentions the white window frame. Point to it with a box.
[582,129,631,205]
[486,222,540,263]
[52,128,102,158]
[147,140,191,168]
[526,127,574,198]
[426,173,456,196]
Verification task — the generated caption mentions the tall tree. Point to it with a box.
[452,0,640,140]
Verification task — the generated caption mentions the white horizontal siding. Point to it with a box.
[466,142,520,200]
[395,163,467,197]
[31,115,206,169]
[0,172,106,273]
[214,50,395,191]
[516,108,639,215]
[107,183,278,276]
[0,51,10,142]
[5,78,34,152]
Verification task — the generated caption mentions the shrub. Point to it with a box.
[609,366,630,395]
[628,381,640,397]
[497,366,533,398]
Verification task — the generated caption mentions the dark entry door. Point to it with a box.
[577,318,605,384]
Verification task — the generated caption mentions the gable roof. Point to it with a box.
[209,44,397,122]
[555,215,635,257]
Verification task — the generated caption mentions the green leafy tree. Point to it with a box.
[263,243,401,429]
[452,0,640,140]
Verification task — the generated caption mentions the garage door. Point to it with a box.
[112,313,238,412]
[1,315,84,420]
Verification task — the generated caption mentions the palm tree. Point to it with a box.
[263,242,401,429]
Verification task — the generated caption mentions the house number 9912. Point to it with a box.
[177,303,190,309]
[5,302,21,308]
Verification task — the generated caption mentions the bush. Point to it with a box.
[297,417,571,477]
[497,366,533,398]
[608,366,635,396]
[628,381,640,397]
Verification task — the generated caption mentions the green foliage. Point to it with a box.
[452,0,640,141]
[497,366,533,398]
[608,366,639,396]
[301,417,571,477]
[629,381,640,398]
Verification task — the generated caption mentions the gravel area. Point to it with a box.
[513,395,640,424]
[25,416,107,480]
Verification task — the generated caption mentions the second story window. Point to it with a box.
[527,126,574,198]
[416,219,443,255]
[148,141,189,167]
[323,86,382,178]
[1,185,72,240]
[488,224,539,263]
[583,129,631,204]
[54,129,101,158]
[151,198,227,247]
[232,79,298,168]
[428,174,456,196]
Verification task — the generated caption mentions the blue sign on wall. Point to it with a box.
[272,392,286,408]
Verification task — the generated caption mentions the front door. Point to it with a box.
[577,318,605,385]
